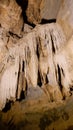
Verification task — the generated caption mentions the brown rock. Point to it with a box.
[26,0,61,24]
[0,0,23,35]
[26,0,42,25]
[0,0,73,110]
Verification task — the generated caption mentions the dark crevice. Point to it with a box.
[21,22,24,32]
[16,0,56,27]
[20,90,25,101]
[45,34,47,39]
[22,60,25,72]
[16,0,28,22]
[41,19,56,24]
[45,34,49,44]
[50,34,55,54]
[16,0,35,28]
[2,101,13,112]
[36,43,40,59]
[37,70,42,87]
[0,23,1,27]
[57,64,66,100]
[8,31,22,38]
[57,64,63,92]
[24,21,36,28]
[25,79,28,94]
[16,59,28,101]
[61,68,65,77]
[70,87,73,91]
[16,61,21,99]
[45,74,49,84]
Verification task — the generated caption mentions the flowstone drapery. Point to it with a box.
[0,22,71,110]
[0,0,73,111]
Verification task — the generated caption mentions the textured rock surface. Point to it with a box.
[26,0,42,25]
[0,0,73,130]
[0,22,67,110]
[26,0,61,24]
[0,0,23,35]
[0,0,73,129]
[25,0,61,25]
[57,0,73,39]
[0,19,73,110]
[54,35,73,97]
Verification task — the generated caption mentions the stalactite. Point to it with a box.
[0,22,73,110]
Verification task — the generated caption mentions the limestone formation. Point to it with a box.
[0,22,67,110]
[0,0,73,112]
[54,35,73,98]
[23,24,33,34]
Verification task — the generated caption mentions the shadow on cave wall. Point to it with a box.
[16,0,28,22]
[16,0,36,27]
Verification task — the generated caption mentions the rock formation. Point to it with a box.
[0,0,23,35]
[0,22,69,110]
[26,0,42,25]
[0,0,73,111]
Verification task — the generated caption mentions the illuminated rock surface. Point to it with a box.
[0,0,73,130]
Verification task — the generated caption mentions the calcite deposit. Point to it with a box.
[0,0,73,112]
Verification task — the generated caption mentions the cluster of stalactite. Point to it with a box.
[0,22,73,110]
[0,0,73,111]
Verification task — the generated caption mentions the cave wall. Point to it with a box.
[40,0,61,20]
[57,0,73,39]
[0,0,73,110]
[0,0,23,35]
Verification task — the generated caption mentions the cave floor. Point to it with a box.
[0,88,73,130]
